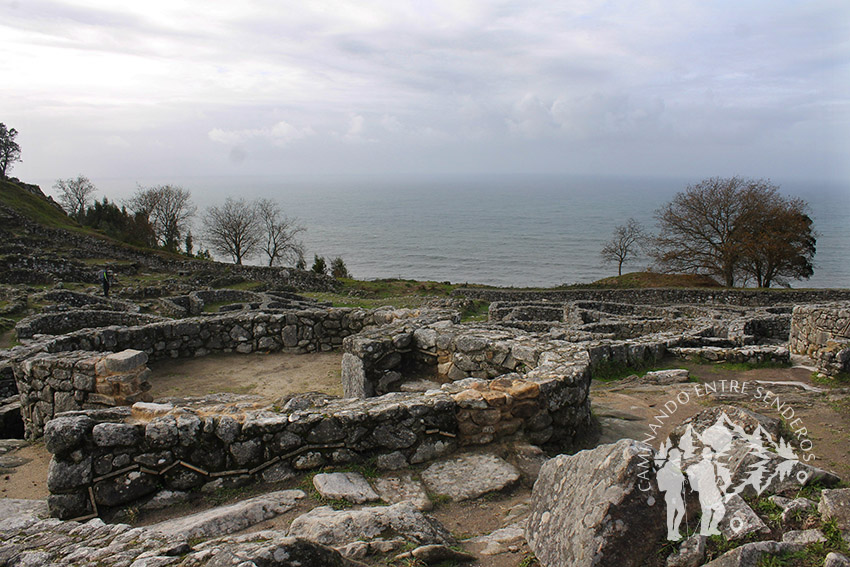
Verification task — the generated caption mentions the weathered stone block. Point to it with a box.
[102,349,148,373]
[526,439,665,567]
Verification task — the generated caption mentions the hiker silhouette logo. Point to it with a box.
[654,412,808,540]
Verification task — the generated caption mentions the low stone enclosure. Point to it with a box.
[790,303,850,376]
[3,288,849,520]
[14,288,329,339]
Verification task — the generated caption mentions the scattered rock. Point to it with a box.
[825,552,850,567]
[526,439,665,567]
[719,494,770,540]
[467,521,527,556]
[395,544,476,564]
[780,497,816,524]
[312,472,380,504]
[420,453,520,501]
[633,369,690,385]
[820,488,850,543]
[666,534,706,567]
[782,529,826,544]
[372,472,432,510]
[702,541,802,567]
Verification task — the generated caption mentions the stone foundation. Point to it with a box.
[789,303,850,376]
[14,349,152,438]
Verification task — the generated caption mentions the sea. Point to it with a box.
[40,174,850,289]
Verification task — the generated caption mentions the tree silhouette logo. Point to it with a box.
[654,412,807,540]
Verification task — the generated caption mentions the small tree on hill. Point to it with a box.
[255,198,305,267]
[55,175,97,222]
[127,185,195,251]
[330,257,350,279]
[0,123,22,179]
[203,198,262,264]
[600,218,646,276]
[311,254,328,275]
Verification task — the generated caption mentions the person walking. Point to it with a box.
[100,268,111,298]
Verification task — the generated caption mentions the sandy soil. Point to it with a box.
[147,351,344,400]
[1,442,52,500]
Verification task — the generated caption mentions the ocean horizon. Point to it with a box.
[34,173,850,289]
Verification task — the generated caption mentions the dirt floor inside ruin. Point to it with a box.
[2,353,849,567]
[146,351,345,400]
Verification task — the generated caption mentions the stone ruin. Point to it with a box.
[1,286,850,565]
[1,288,845,517]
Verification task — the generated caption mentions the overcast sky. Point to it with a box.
[2,0,849,184]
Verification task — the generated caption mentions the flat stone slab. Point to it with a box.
[372,472,432,510]
[313,472,380,504]
[420,453,520,501]
[288,501,454,548]
[148,489,305,540]
[0,499,48,529]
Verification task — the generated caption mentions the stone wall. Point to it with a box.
[158,289,328,318]
[458,288,850,307]
[10,308,455,438]
[15,311,167,339]
[14,350,152,438]
[789,303,850,376]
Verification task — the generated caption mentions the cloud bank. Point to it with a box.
[2,0,848,182]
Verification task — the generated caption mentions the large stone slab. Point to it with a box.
[819,488,850,542]
[420,453,520,501]
[288,501,454,548]
[313,472,380,504]
[702,541,802,567]
[718,494,770,540]
[148,489,305,540]
[525,439,665,567]
[372,472,432,510]
[0,499,49,531]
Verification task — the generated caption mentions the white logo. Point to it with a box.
[654,411,808,540]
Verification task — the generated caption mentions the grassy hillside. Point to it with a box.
[590,271,723,288]
[0,179,81,232]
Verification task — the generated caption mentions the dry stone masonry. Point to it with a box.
[790,303,850,376]
[2,286,845,523]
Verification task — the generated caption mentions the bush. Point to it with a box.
[311,254,328,275]
[330,257,350,279]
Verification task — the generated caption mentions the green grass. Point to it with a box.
[811,371,850,387]
[0,179,81,231]
[700,360,792,373]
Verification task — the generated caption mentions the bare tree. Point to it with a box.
[54,175,97,222]
[255,198,305,267]
[651,177,816,287]
[0,123,22,179]
[600,218,645,276]
[203,198,262,264]
[737,191,816,288]
[127,185,195,251]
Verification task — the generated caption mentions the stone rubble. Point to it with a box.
[420,453,521,501]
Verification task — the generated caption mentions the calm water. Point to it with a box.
[46,174,850,288]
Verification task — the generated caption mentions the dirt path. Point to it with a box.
[591,360,850,481]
